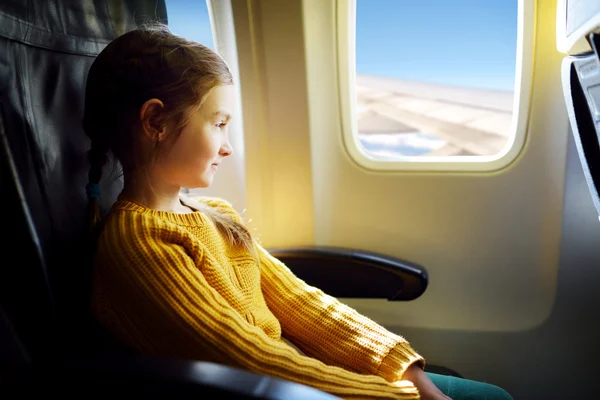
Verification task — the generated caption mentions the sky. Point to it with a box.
[165,0,517,92]
[165,0,214,49]
[356,0,518,91]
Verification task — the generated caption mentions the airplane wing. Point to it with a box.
[356,75,515,157]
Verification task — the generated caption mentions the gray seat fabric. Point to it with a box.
[0,0,165,363]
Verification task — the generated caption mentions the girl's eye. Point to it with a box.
[216,122,227,129]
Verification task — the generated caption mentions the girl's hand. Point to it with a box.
[402,364,452,400]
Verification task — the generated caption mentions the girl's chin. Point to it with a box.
[182,178,212,190]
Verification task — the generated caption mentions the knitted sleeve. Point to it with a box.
[94,213,420,400]
[256,243,425,384]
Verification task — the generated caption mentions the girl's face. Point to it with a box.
[155,85,235,189]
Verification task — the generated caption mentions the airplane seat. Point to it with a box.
[0,1,336,397]
[559,1,600,218]
[0,0,146,363]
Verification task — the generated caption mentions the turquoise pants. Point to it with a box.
[426,373,513,400]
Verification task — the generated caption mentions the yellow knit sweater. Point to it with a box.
[91,195,425,399]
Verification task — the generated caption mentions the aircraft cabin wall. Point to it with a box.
[175,0,600,398]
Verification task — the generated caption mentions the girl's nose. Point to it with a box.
[220,141,233,157]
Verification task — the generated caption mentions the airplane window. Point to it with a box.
[165,0,214,48]
[354,0,518,160]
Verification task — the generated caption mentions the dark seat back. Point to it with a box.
[0,0,167,363]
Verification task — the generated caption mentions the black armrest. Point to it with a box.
[5,355,339,398]
[267,246,428,301]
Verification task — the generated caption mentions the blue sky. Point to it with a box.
[166,0,214,49]
[166,0,517,92]
[356,0,518,91]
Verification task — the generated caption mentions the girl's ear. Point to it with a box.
[139,98,168,141]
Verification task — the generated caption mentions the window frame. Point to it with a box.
[336,0,535,172]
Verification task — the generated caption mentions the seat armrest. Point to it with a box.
[267,246,428,301]
[5,355,339,398]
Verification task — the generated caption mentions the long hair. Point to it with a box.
[83,22,253,253]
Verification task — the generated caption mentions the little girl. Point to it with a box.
[84,23,512,400]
